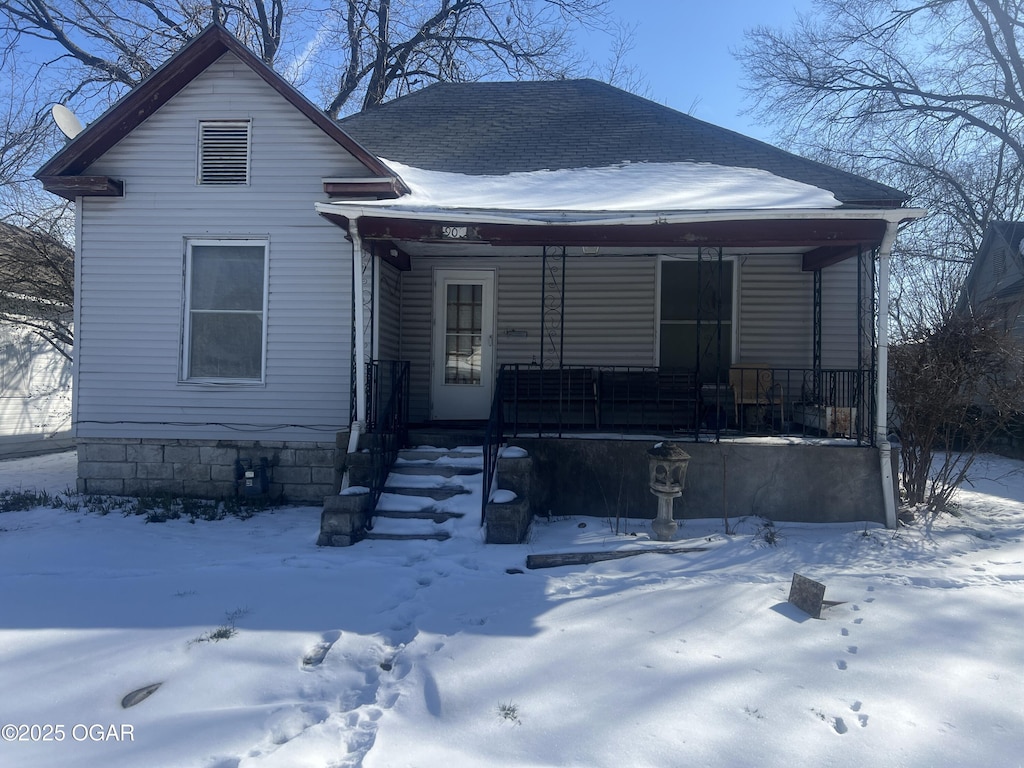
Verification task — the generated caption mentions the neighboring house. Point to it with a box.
[958,221,1024,337]
[35,25,923,529]
[0,223,73,459]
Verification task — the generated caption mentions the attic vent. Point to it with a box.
[994,246,1006,278]
[198,120,251,185]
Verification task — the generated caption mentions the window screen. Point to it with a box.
[185,242,266,380]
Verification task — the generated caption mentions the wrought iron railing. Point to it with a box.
[481,366,507,526]
[496,363,875,444]
[364,360,410,512]
[478,362,875,527]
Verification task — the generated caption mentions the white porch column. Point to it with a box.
[343,218,366,484]
[876,222,899,529]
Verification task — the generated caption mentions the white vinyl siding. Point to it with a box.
[77,53,367,441]
[820,256,868,369]
[197,120,251,184]
[377,260,402,361]
[736,253,814,367]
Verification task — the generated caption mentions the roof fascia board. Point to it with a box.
[319,215,909,252]
[35,24,407,193]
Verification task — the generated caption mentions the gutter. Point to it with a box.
[875,219,906,529]
[315,201,927,229]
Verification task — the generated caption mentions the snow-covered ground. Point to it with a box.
[1,448,1022,767]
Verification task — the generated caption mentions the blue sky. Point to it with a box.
[595,0,813,142]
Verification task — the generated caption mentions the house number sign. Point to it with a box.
[441,225,469,239]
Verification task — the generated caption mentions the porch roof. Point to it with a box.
[316,158,924,264]
[318,198,924,269]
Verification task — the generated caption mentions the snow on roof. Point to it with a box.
[371,159,842,213]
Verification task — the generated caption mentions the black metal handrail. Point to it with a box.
[365,360,410,512]
[481,366,507,526]
[497,363,876,444]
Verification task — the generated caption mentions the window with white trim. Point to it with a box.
[183,239,267,382]
[198,120,251,185]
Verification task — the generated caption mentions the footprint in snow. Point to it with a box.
[302,630,341,668]
[813,709,848,735]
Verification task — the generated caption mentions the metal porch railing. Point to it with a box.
[479,362,874,528]
[364,360,410,512]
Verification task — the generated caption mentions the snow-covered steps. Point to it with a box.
[388,464,481,478]
[396,447,483,463]
[379,483,472,500]
[363,446,483,543]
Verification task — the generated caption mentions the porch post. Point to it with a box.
[351,218,367,426]
[876,223,899,529]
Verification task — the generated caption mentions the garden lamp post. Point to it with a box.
[647,443,691,541]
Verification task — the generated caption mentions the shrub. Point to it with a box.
[890,313,1024,511]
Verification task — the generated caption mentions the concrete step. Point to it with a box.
[398,448,483,462]
[363,531,452,542]
[374,508,465,522]
[389,464,482,477]
[380,485,471,500]
[406,428,486,450]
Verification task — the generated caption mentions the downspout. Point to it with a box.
[876,222,899,529]
[341,217,367,489]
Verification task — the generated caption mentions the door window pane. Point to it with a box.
[444,283,483,384]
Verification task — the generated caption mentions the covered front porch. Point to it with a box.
[319,196,921,532]
[356,234,882,443]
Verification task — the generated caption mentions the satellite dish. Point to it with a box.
[51,104,84,140]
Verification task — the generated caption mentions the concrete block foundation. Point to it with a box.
[75,436,345,503]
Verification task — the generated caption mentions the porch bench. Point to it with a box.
[501,366,598,431]
[597,369,700,430]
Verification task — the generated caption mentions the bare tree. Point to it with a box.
[0,0,618,354]
[0,215,74,359]
[739,0,1024,325]
[0,0,611,119]
[0,44,73,358]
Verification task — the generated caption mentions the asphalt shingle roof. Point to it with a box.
[339,79,907,208]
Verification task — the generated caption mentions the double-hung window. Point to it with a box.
[183,239,268,382]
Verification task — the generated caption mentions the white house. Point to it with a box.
[36,25,923,529]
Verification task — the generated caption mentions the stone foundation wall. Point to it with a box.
[76,436,345,503]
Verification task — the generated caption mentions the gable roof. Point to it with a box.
[35,24,403,200]
[339,80,908,209]
[960,221,1024,313]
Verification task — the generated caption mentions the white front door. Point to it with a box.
[431,269,495,420]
